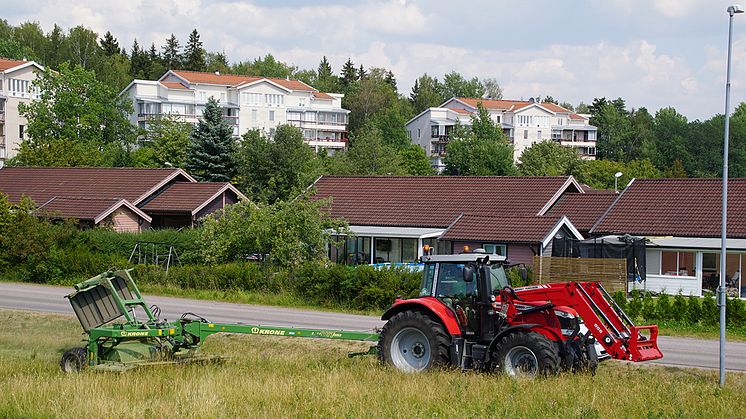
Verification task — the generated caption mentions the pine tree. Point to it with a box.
[318,56,333,79]
[100,31,121,56]
[130,39,148,78]
[385,70,396,90]
[340,58,356,88]
[357,64,366,80]
[183,29,206,71]
[162,34,181,69]
[186,97,236,182]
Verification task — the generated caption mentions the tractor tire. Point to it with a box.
[378,311,450,373]
[566,340,598,375]
[493,332,560,378]
[60,347,87,373]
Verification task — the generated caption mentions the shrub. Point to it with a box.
[685,296,702,325]
[612,291,628,313]
[656,293,672,321]
[627,291,643,319]
[671,294,687,321]
[701,294,718,326]
[641,292,657,322]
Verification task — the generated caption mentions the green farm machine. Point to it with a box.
[61,269,378,372]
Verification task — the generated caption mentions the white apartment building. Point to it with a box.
[121,70,350,152]
[406,97,597,171]
[0,58,44,166]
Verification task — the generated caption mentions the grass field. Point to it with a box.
[1,309,745,418]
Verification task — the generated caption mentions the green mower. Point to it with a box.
[61,269,379,372]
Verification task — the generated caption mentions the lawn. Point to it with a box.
[1,309,745,418]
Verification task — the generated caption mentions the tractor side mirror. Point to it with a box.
[463,264,475,283]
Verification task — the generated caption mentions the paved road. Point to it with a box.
[1,282,745,372]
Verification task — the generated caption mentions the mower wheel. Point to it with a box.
[60,347,87,373]
[378,311,450,373]
[493,332,560,378]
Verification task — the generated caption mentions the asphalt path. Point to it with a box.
[1,282,745,372]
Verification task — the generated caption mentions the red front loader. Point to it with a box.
[377,251,662,377]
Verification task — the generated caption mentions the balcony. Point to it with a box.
[137,113,238,126]
[431,135,449,144]
[0,110,4,123]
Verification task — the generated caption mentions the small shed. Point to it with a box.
[141,182,246,228]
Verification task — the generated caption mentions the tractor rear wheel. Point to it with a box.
[378,311,450,373]
[60,347,88,373]
[493,332,560,378]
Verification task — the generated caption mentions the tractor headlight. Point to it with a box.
[554,310,579,337]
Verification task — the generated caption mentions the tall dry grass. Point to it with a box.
[1,309,745,418]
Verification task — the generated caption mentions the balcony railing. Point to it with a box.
[137,113,238,126]
[431,135,449,143]
[0,110,4,123]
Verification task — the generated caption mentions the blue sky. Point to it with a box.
[3,0,746,120]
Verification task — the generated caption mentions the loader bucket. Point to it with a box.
[627,324,663,362]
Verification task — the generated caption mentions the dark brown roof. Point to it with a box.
[545,192,618,232]
[312,176,580,228]
[0,167,192,206]
[141,182,243,214]
[34,197,150,223]
[591,178,746,238]
[441,215,566,243]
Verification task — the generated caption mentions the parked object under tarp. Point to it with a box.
[551,234,646,283]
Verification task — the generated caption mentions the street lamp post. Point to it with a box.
[614,171,623,193]
[720,4,743,388]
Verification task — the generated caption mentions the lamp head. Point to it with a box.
[728,4,744,15]
[614,172,623,178]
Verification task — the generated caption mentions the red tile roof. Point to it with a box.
[591,178,746,238]
[0,167,192,206]
[312,92,334,100]
[171,70,316,91]
[449,108,472,114]
[545,192,618,232]
[312,176,580,228]
[142,182,243,214]
[453,98,571,113]
[441,215,565,243]
[161,81,190,90]
[34,197,150,223]
[0,58,28,71]
[569,113,586,120]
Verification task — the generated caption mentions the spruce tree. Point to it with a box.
[318,56,333,79]
[162,34,181,69]
[341,58,356,87]
[357,64,366,80]
[100,31,121,56]
[385,70,396,90]
[183,29,206,71]
[186,97,236,182]
[129,39,148,78]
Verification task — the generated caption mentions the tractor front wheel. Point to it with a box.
[60,347,88,373]
[493,332,560,378]
[378,311,450,373]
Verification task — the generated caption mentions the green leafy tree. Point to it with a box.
[664,159,688,178]
[12,22,46,62]
[652,107,690,169]
[575,102,590,114]
[573,159,660,190]
[398,144,435,175]
[326,126,404,175]
[206,51,230,74]
[344,70,400,133]
[45,24,65,69]
[186,97,236,182]
[64,25,100,70]
[482,77,503,100]
[518,140,581,176]
[0,39,34,61]
[559,102,575,112]
[96,53,132,92]
[161,34,181,69]
[236,125,319,203]
[233,54,296,78]
[444,105,516,176]
[370,98,413,150]
[13,63,134,167]
[99,31,121,56]
[183,29,206,71]
[590,98,632,161]
[410,74,444,114]
[145,115,192,167]
[200,198,348,267]
[440,71,484,99]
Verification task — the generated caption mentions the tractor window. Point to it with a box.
[419,263,436,296]
[490,265,510,294]
[436,263,476,298]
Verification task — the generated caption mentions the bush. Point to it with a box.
[656,293,672,321]
[627,291,643,319]
[641,292,657,322]
[671,294,687,321]
[686,296,702,325]
[702,294,718,326]
[612,291,628,312]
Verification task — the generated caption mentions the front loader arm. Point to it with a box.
[514,282,662,362]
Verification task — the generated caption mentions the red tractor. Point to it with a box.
[377,251,662,377]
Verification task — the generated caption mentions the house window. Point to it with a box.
[220,93,226,103]
[537,130,542,140]
[661,251,695,277]
[483,244,507,256]
[269,110,275,122]
[701,252,742,294]
[494,115,501,123]
[431,125,439,137]
[265,94,284,107]
[251,109,258,122]
[198,91,207,101]
[306,112,316,122]
[417,128,421,139]
[523,130,528,139]
[588,131,597,141]
[18,125,25,139]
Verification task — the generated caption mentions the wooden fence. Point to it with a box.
[533,256,627,293]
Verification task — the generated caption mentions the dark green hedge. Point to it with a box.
[612,290,746,328]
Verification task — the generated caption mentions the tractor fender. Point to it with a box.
[488,324,564,354]
[381,297,462,336]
